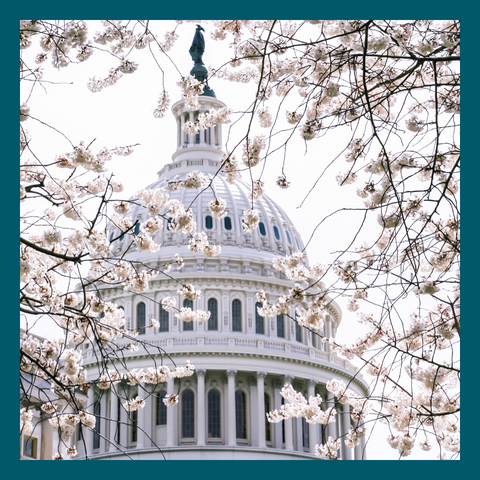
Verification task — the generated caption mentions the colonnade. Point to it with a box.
[77,369,366,460]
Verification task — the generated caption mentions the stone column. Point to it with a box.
[166,379,176,447]
[180,112,185,145]
[283,376,294,451]
[196,370,206,446]
[273,379,283,449]
[143,385,153,448]
[326,391,338,442]
[354,433,363,460]
[308,380,318,454]
[341,403,352,460]
[83,387,95,457]
[226,370,237,446]
[256,373,267,449]
[40,411,54,460]
[109,389,119,452]
[99,393,107,453]
[136,387,146,449]
[325,316,332,353]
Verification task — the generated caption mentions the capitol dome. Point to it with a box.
[77,30,368,461]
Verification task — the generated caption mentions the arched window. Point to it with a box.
[302,417,310,449]
[194,112,201,144]
[259,222,267,236]
[235,390,247,439]
[286,230,292,245]
[208,389,221,438]
[115,396,121,445]
[134,221,140,235]
[277,313,284,338]
[119,231,124,241]
[137,302,146,335]
[93,399,101,449]
[273,225,280,240]
[130,409,138,443]
[183,299,194,331]
[109,231,115,242]
[295,319,302,343]
[255,302,264,335]
[205,215,213,230]
[182,389,195,438]
[159,303,169,332]
[264,393,271,442]
[156,390,167,426]
[232,299,242,332]
[208,298,218,331]
[224,216,232,231]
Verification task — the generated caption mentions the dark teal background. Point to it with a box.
[12,3,468,477]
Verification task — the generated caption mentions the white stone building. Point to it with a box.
[77,32,368,461]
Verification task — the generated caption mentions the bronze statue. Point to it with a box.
[189,24,205,65]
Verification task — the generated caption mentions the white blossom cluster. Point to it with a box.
[175,308,211,324]
[221,154,240,184]
[183,107,232,134]
[242,208,261,232]
[123,269,159,292]
[242,135,267,167]
[249,180,264,200]
[22,20,91,67]
[123,396,146,412]
[315,436,342,460]
[273,252,326,283]
[153,91,170,118]
[165,171,209,191]
[208,198,228,219]
[20,408,33,435]
[188,232,221,257]
[326,379,370,422]
[177,75,205,110]
[109,362,195,388]
[167,199,197,234]
[267,384,336,425]
[177,283,202,300]
[135,187,169,216]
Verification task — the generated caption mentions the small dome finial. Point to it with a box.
[188,24,216,98]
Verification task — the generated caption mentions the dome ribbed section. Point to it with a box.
[110,158,306,266]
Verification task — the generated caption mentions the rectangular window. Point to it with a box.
[295,322,302,343]
[156,391,167,426]
[93,399,101,449]
[302,417,310,449]
[23,436,37,458]
[277,314,284,338]
[131,410,138,443]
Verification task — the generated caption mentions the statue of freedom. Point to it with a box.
[189,25,205,65]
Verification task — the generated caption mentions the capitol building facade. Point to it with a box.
[76,38,368,461]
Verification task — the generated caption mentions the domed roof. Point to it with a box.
[110,157,306,265]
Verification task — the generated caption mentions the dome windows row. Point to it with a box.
[133,300,322,348]
[109,214,299,252]
[204,214,297,246]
